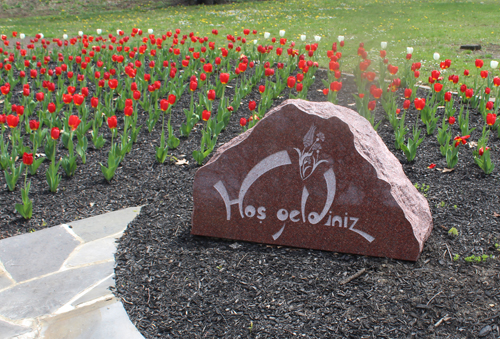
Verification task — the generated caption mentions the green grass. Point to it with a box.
[0,0,499,74]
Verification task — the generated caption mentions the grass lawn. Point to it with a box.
[1,0,500,74]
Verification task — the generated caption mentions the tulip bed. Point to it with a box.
[0,27,499,338]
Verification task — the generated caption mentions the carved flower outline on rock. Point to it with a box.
[294,125,328,180]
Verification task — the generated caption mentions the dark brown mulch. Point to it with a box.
[110,72,499,338]
[1,66,499,337]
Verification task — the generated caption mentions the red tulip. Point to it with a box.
[248,101,256,111]
[431,70,440,80]
[448,116,456,125]
[465,88,473,99]
[330,81,342,92]
[91,97,99,108]
[259,85,265,94]
[402,100,410,110]
[296,83,303,92]
[493,77,500,87]
[480,70,488,79]
[404,88,412,99]
[434,83,443,92]
[370,87,382,99]
[264,68,274,77]
[160,99,169,111]
[475,59,483,68]
[367,100,376,111]
[190,81,197,91]
[0,114,5,125]
[51,127,61,139]
[16,105,24,116]
[444,92,452,102]
[73,94,84,106]
[22,153,33,166]
[108,79,118,89]
[486,101,494,111]
[239,117,247,127]
[202,110,211,121]
[220,73,229,84]
[107,116,117,129]
[36,92,44,102]
[453,135,470,147]
[29,120,40,131]
[207,89,216,101]
[124,106,133,117]
[486,113,497,126]
[68,115,81,131]
[287,76,296,88]
[460,84,467,93]
[414,98,426,110]
[485,87,491,95]
[168,94,176,105]
[478,147,489,156]
[464,69,470,76]
[7,115,19,128]
[322,88,329,95]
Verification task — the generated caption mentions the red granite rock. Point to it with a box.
[191,99,433,261]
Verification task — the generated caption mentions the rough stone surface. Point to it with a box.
[64,237,117,268]
[192,99,433,261]
[0,226,80,282]
[0,266,14,291]
[0,319,31,339]
[71,276,115,307]
[69,207,142,242]
[40,298,144,339]
[0,261,114,320]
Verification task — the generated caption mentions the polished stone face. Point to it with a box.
[191,99,433,261]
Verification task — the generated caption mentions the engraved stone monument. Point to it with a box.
[191,100,433,261]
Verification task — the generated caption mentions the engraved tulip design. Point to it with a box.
[294,125,328,180]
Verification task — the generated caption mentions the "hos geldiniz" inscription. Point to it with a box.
[213,125,375,243]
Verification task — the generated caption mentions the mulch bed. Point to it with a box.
[1,68,499,338]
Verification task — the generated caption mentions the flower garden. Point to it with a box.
[0,1,500,337]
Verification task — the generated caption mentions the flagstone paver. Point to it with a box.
[40,298,144,339]
[0,261,115,320]
[71,276,115,307]
[63,236,118,268]
[0,206,144,339]
[0,226,80,283]
[69,207,142,242]
[0,267,14,291]
[0,319,31,339]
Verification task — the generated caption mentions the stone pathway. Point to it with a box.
[0,207,145,339]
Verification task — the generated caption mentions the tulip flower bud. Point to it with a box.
[78,31,83,36]
[23,153,34,166]
[148,29,153,34]
[380,41,387,49]
[300,35,306,41]
[490,60,499,69]
[253,40,258,45]
[39,33,44,38]
[337,36,344,42]
[20,33,25,39]
[264,32,270,39]
[279,30,285,37]
[314,35,321,42]
[97,29,102,34]
[433,53,440,61]
[407,47,413,54]
[63,34,68,40]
